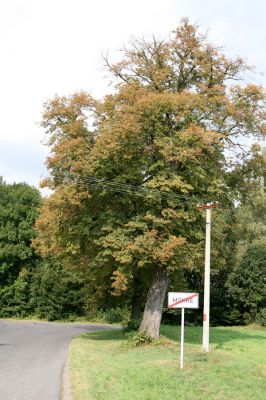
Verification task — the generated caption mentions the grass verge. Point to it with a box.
[69,325,266,400]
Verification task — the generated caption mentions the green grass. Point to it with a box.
[69,325,266,400]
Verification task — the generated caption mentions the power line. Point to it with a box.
[54,172,202,204]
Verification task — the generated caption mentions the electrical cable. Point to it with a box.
[54,171,203,204]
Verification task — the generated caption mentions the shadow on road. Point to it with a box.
[79,330,125,341]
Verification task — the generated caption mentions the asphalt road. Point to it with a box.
[0,319,118,400]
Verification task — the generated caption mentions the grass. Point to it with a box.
[69,324,266,400]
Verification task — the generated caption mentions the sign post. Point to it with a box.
[168,292,199,370]
[180,307,185,369]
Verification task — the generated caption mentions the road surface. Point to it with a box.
[0,319,118,400]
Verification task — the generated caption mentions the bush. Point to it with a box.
[127,330,153,347]
[0,267,32,317]
[86,306,130,324]
[29,262,85,321]
[104,307,129,324]
[124,318,141,331]
[257,308,266,326]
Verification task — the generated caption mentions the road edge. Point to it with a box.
[61,324,122,400]
[62,351,72,400]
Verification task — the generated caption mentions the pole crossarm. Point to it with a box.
[197,202,218,210]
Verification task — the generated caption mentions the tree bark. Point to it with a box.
[139,267,169,339]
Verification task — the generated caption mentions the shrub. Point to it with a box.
[124,318,141,331]
[0,267,32,317]
[104,306,130,324]
[257,308,266,326]
[86,306,130,324]
[127,330,153,347]
[30,261,85,321]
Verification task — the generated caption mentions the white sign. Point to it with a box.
[168,291,199,369]
[168,292,199,309]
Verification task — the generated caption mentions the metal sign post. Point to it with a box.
[180,307,185,369]
[168,292,199,370]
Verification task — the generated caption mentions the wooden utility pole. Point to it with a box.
[197,202,218,352]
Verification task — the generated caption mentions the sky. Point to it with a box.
[0,0,265,191]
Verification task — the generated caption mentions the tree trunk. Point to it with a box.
[139,267,169,339]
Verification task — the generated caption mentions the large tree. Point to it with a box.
[34,20,265,338]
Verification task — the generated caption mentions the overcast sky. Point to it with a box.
[1,0,265,191]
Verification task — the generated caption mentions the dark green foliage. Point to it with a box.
[103,306,130,324]
[220,195,266,325]
[257,308,266,326]
[0,267,31,317]
[0,260,87,320]
[227,244,266,323]
[127,330,153,347]
[125,318,142,331]
[0,179,41,317]
[0,178,86,321]
[29,262,86,321]
[0,179,41,286]
[85,306,130,324]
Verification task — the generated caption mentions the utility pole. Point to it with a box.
[260,145,266,195]
[197,202,217,352]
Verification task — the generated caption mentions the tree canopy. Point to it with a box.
[34,19,266,338]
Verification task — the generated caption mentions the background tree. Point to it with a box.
[0,178,87,320]
[34,19,266,338]
[225,189,266,323]
[227,243,266,323]
[29,260,86,321]
[0,178,41,316]
[0,179,41,285]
